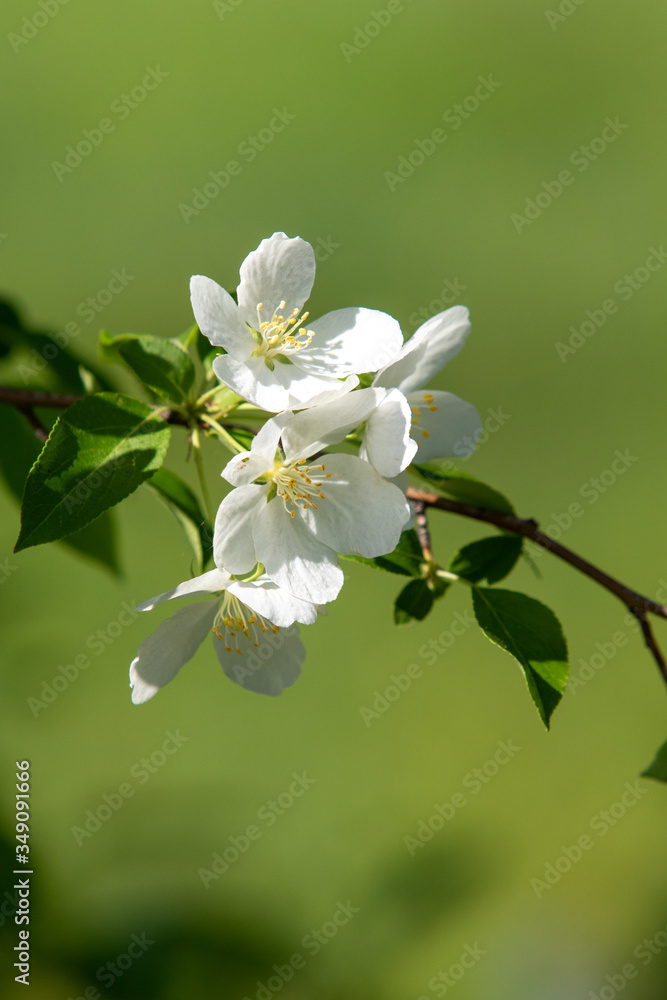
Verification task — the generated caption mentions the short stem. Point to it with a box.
[201,415,247,454]
[435,569,472,586]
[190,422,215,525]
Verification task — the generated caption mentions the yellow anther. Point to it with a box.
[428,405,437,412]
[422,429,429,438]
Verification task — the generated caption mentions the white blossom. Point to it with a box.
[130,568,317,701]
[190,232,403,411]
[366,306,482,464]
[215,391,413,604]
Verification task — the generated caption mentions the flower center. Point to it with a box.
[212,592,278,655]
[252,300,315,361]
[410,392,438,441]
[271,458,332,518]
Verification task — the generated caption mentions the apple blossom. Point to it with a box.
[214,391,414,604]
[367,305,482,464]
[190,232,402,411]
[130,568,317,702]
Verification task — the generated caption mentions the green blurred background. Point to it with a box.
[1,0,667,996]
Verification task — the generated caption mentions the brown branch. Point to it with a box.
[406,487,667,687]
[409,499,434,565]
[631,611,667,686]
[0,386,255,435]
[18,406,48,443]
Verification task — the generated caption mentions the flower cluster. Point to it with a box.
[130,233,481,702]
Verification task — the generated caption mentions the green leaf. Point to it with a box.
[449,535,523,584]
[641,741,667,783]
[344,529,425,577]
[471,587,568,728]
[394,579,435,625]
[179,323,218,367]
[99,331,196,402]
[147,467,212,573]
[14,392,170,552]
[414,464,516,515]
[0,403,120,574]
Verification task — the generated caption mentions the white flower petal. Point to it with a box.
[281,387,384,461]
[270,362,356,410]
[298,307,403,376]
[136,569,231,612]
[253,497,344,604]
[190,275,253,360]
[228,577,318,626]
[409,390,483,461]
[302,453,411,556]
[293,374,359,409]
[222,413,289,486]
[374,306,471,393]
[361,388,419,478]
[214,484,267,573]
[236,232,316,329]
[213,623,304,696]
[130,601,217,705]
[212,354,291,412]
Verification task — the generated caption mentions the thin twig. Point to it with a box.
[0,385,255,434]
[410,499,434,565]
[18,406,48,443]
[631,611,667,686]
